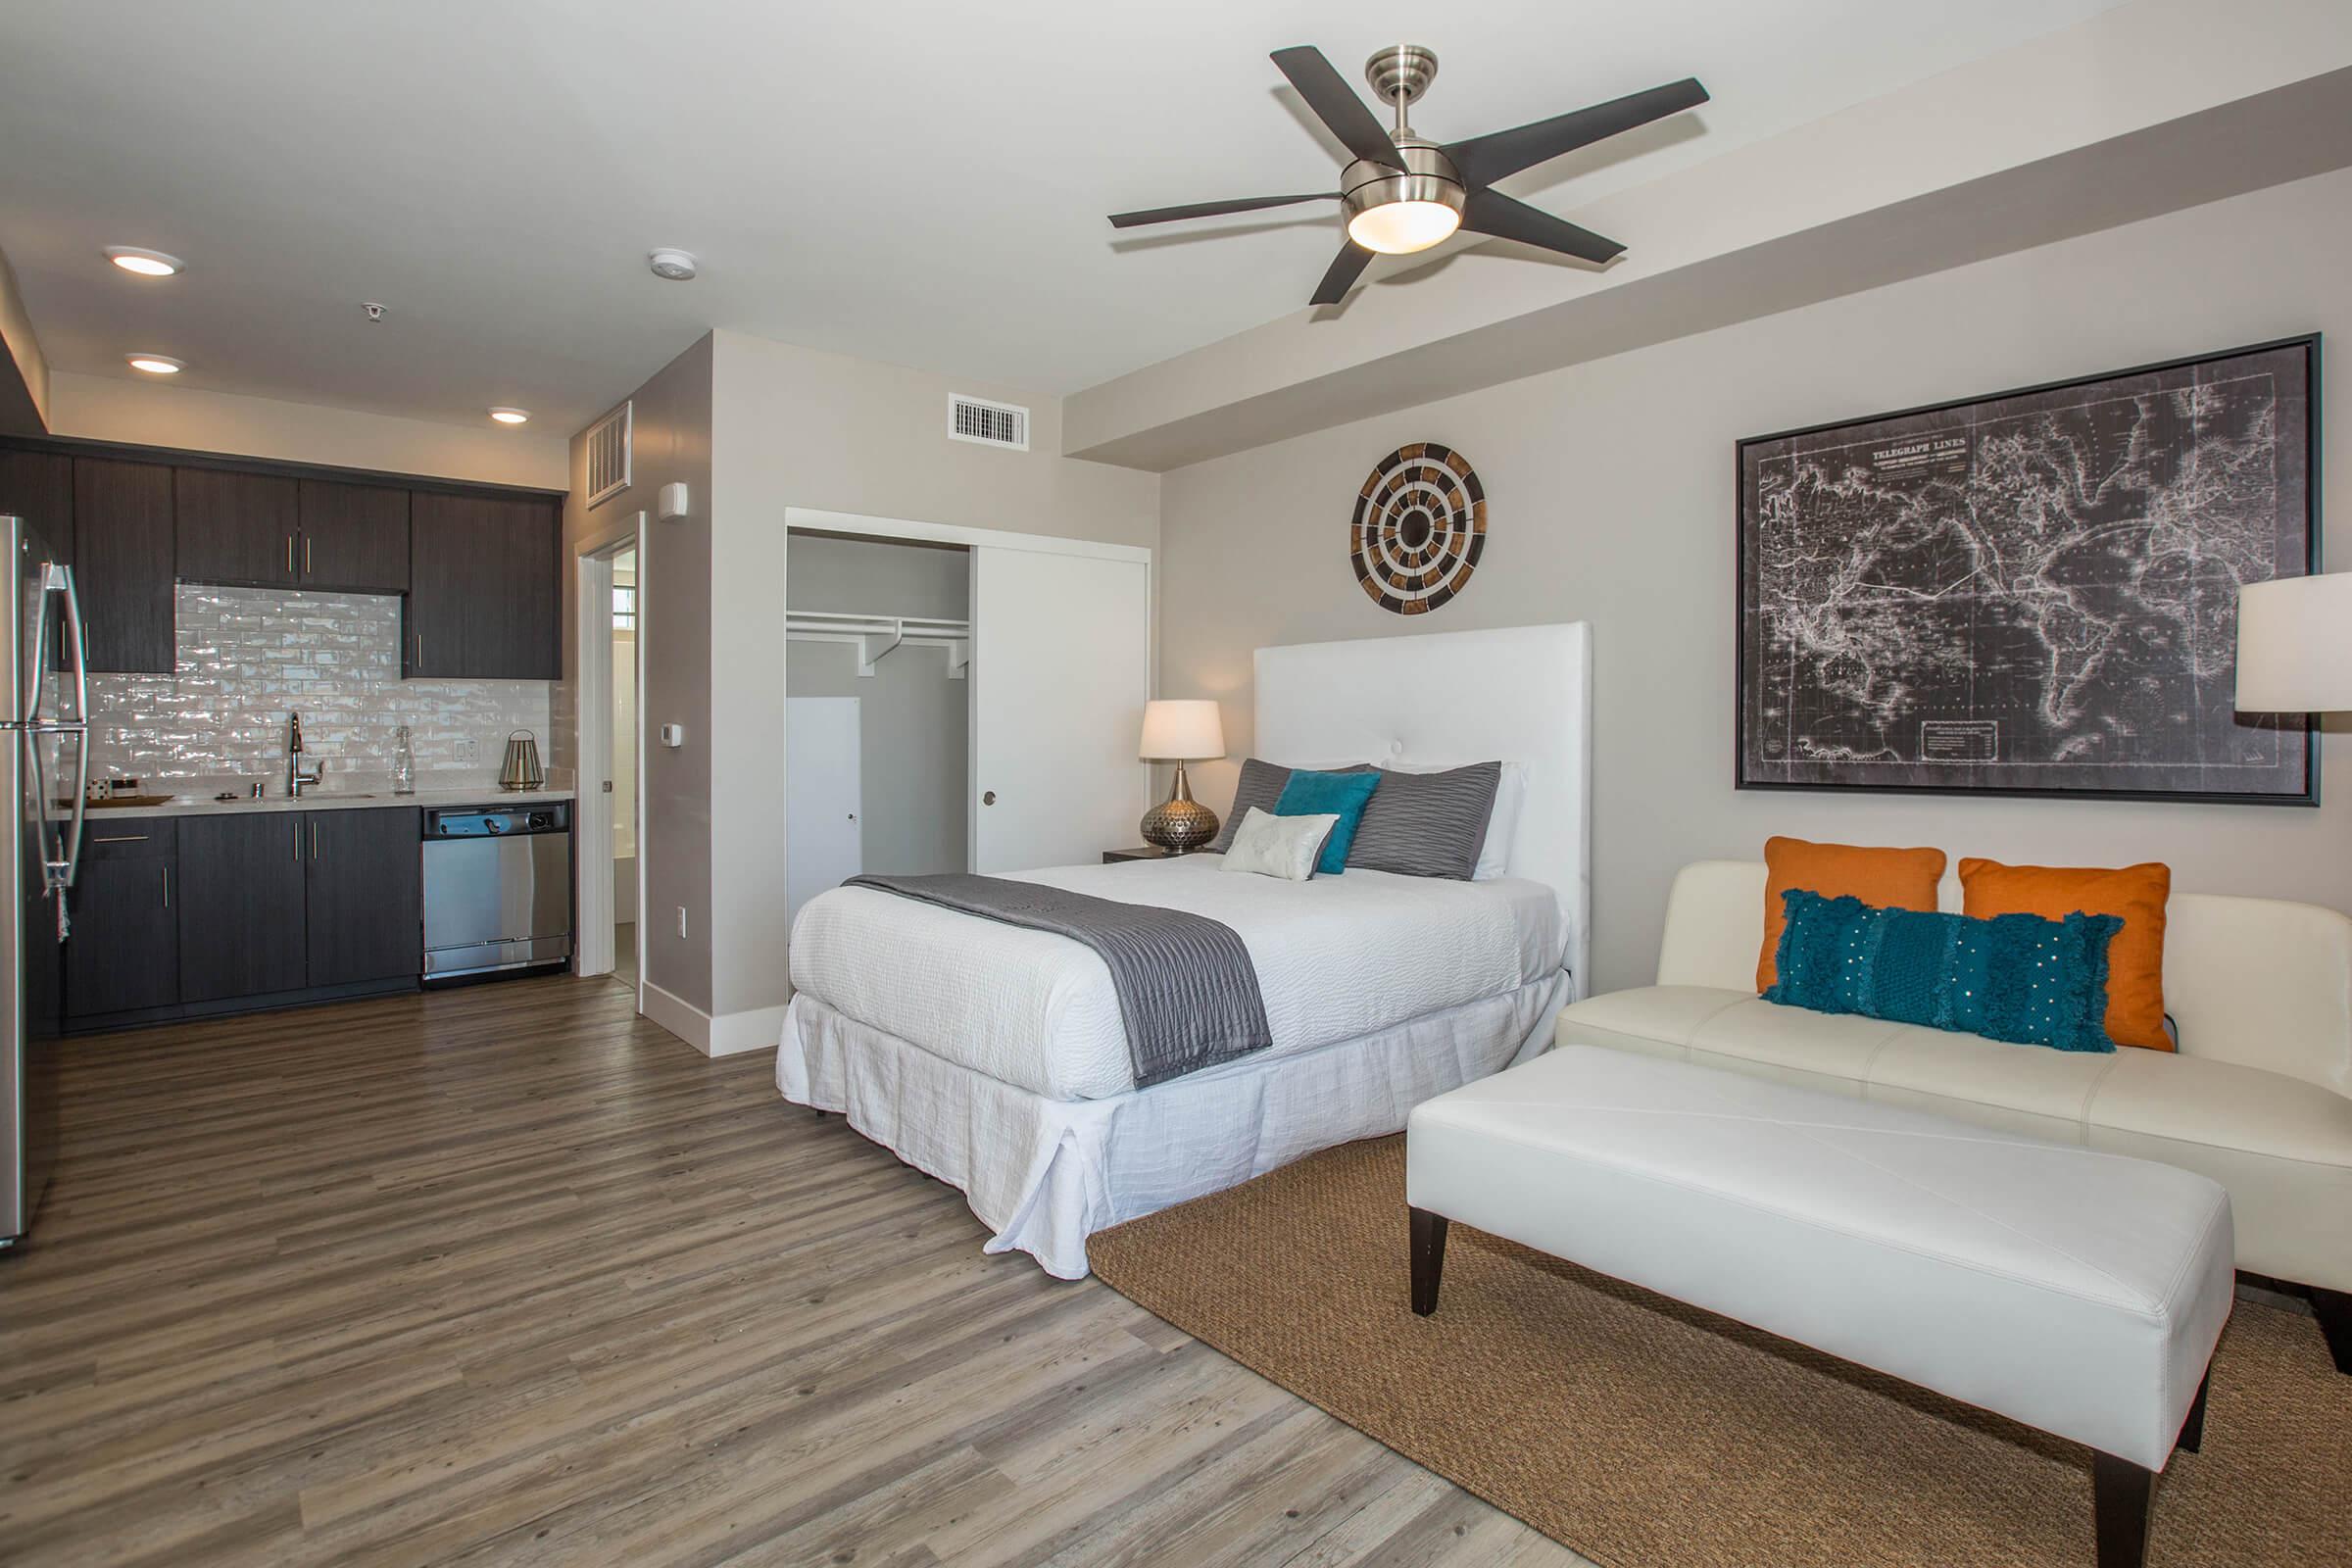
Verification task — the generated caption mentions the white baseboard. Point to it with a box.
[640,981,787,1058]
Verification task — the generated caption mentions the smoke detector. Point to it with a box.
[648,248,699,281]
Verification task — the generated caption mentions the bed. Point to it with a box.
[776,620,1593,1278]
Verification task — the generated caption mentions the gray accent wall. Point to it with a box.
[1154,166,2352,997]
[563,333,715,1011]
[786,534,969,877]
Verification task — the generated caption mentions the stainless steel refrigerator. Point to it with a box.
[0,513,88,1249]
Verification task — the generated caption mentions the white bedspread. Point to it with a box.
[786,854,1565,1100]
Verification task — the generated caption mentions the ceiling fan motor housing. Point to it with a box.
[1341,142,1465,233]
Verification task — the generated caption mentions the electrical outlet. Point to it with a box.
[455,736,478,766]
[675,906,687,940]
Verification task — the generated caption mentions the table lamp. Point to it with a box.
[1138,699,1226,852]
[2236,572,2352,713]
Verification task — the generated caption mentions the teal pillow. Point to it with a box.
[1766,890,2122,1054]
[1272,769,1382,876]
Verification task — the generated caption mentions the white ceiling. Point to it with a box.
[0,0,2126,438]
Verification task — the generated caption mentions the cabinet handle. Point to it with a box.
[287,534,296,572]
[311,820,318,860]
[305,534,313,575]
[293,824,300,861]
[91,833,147,844]
[161,865,169,908]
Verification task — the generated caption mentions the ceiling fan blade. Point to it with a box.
[1459,189,1624,265]
[1444,77,1709,187]
[1272,46,1405,169]
[1308,242,1372,307]
[1108,193,1336,228]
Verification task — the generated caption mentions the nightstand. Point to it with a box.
[1102,846,1192,864]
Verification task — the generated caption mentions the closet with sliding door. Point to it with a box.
[782,519,1154,928]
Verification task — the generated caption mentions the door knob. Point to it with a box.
[982,791,997,806]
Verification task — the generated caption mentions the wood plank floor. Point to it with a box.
[0,975,1591,1568]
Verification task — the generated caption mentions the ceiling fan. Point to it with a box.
[1109,45,1708,307]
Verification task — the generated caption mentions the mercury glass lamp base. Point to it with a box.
[1140,761,1221,853]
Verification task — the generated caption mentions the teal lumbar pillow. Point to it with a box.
[1272,768,1383,876]
[1765,889,2122,1054]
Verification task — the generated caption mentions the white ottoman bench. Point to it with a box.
[1406,1046,2235,1568]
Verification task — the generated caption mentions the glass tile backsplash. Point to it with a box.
[84,585,554,791]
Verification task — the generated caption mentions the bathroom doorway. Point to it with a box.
[610,547,638,989]
[571,514,643,1003]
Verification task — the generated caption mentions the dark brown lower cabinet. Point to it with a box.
[65,823,179,1017]
[69,806,423,1026]
[177,813,308,1004]
[305,808,420,986]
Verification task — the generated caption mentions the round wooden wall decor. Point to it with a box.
[1349,442,1486,615]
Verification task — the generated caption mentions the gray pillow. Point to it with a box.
[1206,759,1372,853]
[1344,761,1503,880]
[1206,758,1294,854]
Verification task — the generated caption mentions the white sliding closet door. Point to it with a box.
[786,698,862,930]
[969,547,1151,872]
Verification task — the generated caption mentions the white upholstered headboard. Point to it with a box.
[1253,621,1592,998]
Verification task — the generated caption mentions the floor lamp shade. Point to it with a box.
[2236,573,2352,711]
[1138,700,1227,852]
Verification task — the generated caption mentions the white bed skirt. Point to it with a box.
[776,973,1567,1279]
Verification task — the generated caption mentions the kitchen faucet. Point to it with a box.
[286,710,324,798]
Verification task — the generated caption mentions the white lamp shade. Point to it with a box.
[1138,699,1225,760]
[2236,573,2352,712]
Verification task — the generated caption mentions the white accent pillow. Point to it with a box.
[1382,758,1527,879]
[1219,807,1338,881]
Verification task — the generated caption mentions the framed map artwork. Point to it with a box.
[1738,336,2318,804]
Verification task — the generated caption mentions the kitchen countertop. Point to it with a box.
[68,785,577,821]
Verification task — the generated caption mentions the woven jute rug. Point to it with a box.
[1087,1136,2349,1568]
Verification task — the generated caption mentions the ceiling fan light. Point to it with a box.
[1348,199,1461,255]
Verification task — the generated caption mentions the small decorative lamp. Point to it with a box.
[1138,699,1227,853]
[2236,572,2352,713]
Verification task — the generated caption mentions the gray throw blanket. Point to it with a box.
[844,872,1272,1088]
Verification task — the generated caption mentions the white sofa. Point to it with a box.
[1555,859,2352,1366]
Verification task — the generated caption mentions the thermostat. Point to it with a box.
[659,723,687,748]
[657,481,690,520]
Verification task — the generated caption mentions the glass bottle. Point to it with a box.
[392,723,416,796]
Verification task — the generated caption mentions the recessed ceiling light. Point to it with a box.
[488,407,530,424]
[105,247,183,277]
[125,354,183,374]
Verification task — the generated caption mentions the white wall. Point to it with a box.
[0,243,48,433]
[785,534,969,877]
[707,328,1159,1024]
[47,371,567,489]
[1156,166,2352,996]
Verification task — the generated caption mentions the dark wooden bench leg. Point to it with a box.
[2176,1366,2209,1454]
[2312,1287,2352,1375]
[2092,1452,2152,1568]
[1409,1206,1447,1317]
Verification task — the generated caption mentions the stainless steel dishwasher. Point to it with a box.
[421,803,573,983]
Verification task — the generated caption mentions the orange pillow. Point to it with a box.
[1959,858,2172,1051]
[1757,836,1947,992]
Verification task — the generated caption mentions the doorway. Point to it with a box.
[779,510,1152,897]
[571,515,644,1001]
[611,547,639,989]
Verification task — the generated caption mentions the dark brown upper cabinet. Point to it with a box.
[406,493,560,680]
[0,448,74,563]
[174,467,301,588]
[297,480,409,594]
[73,458,176,673]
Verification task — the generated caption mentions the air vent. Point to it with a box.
[949,393,1029,452]
[585,401,633,508]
